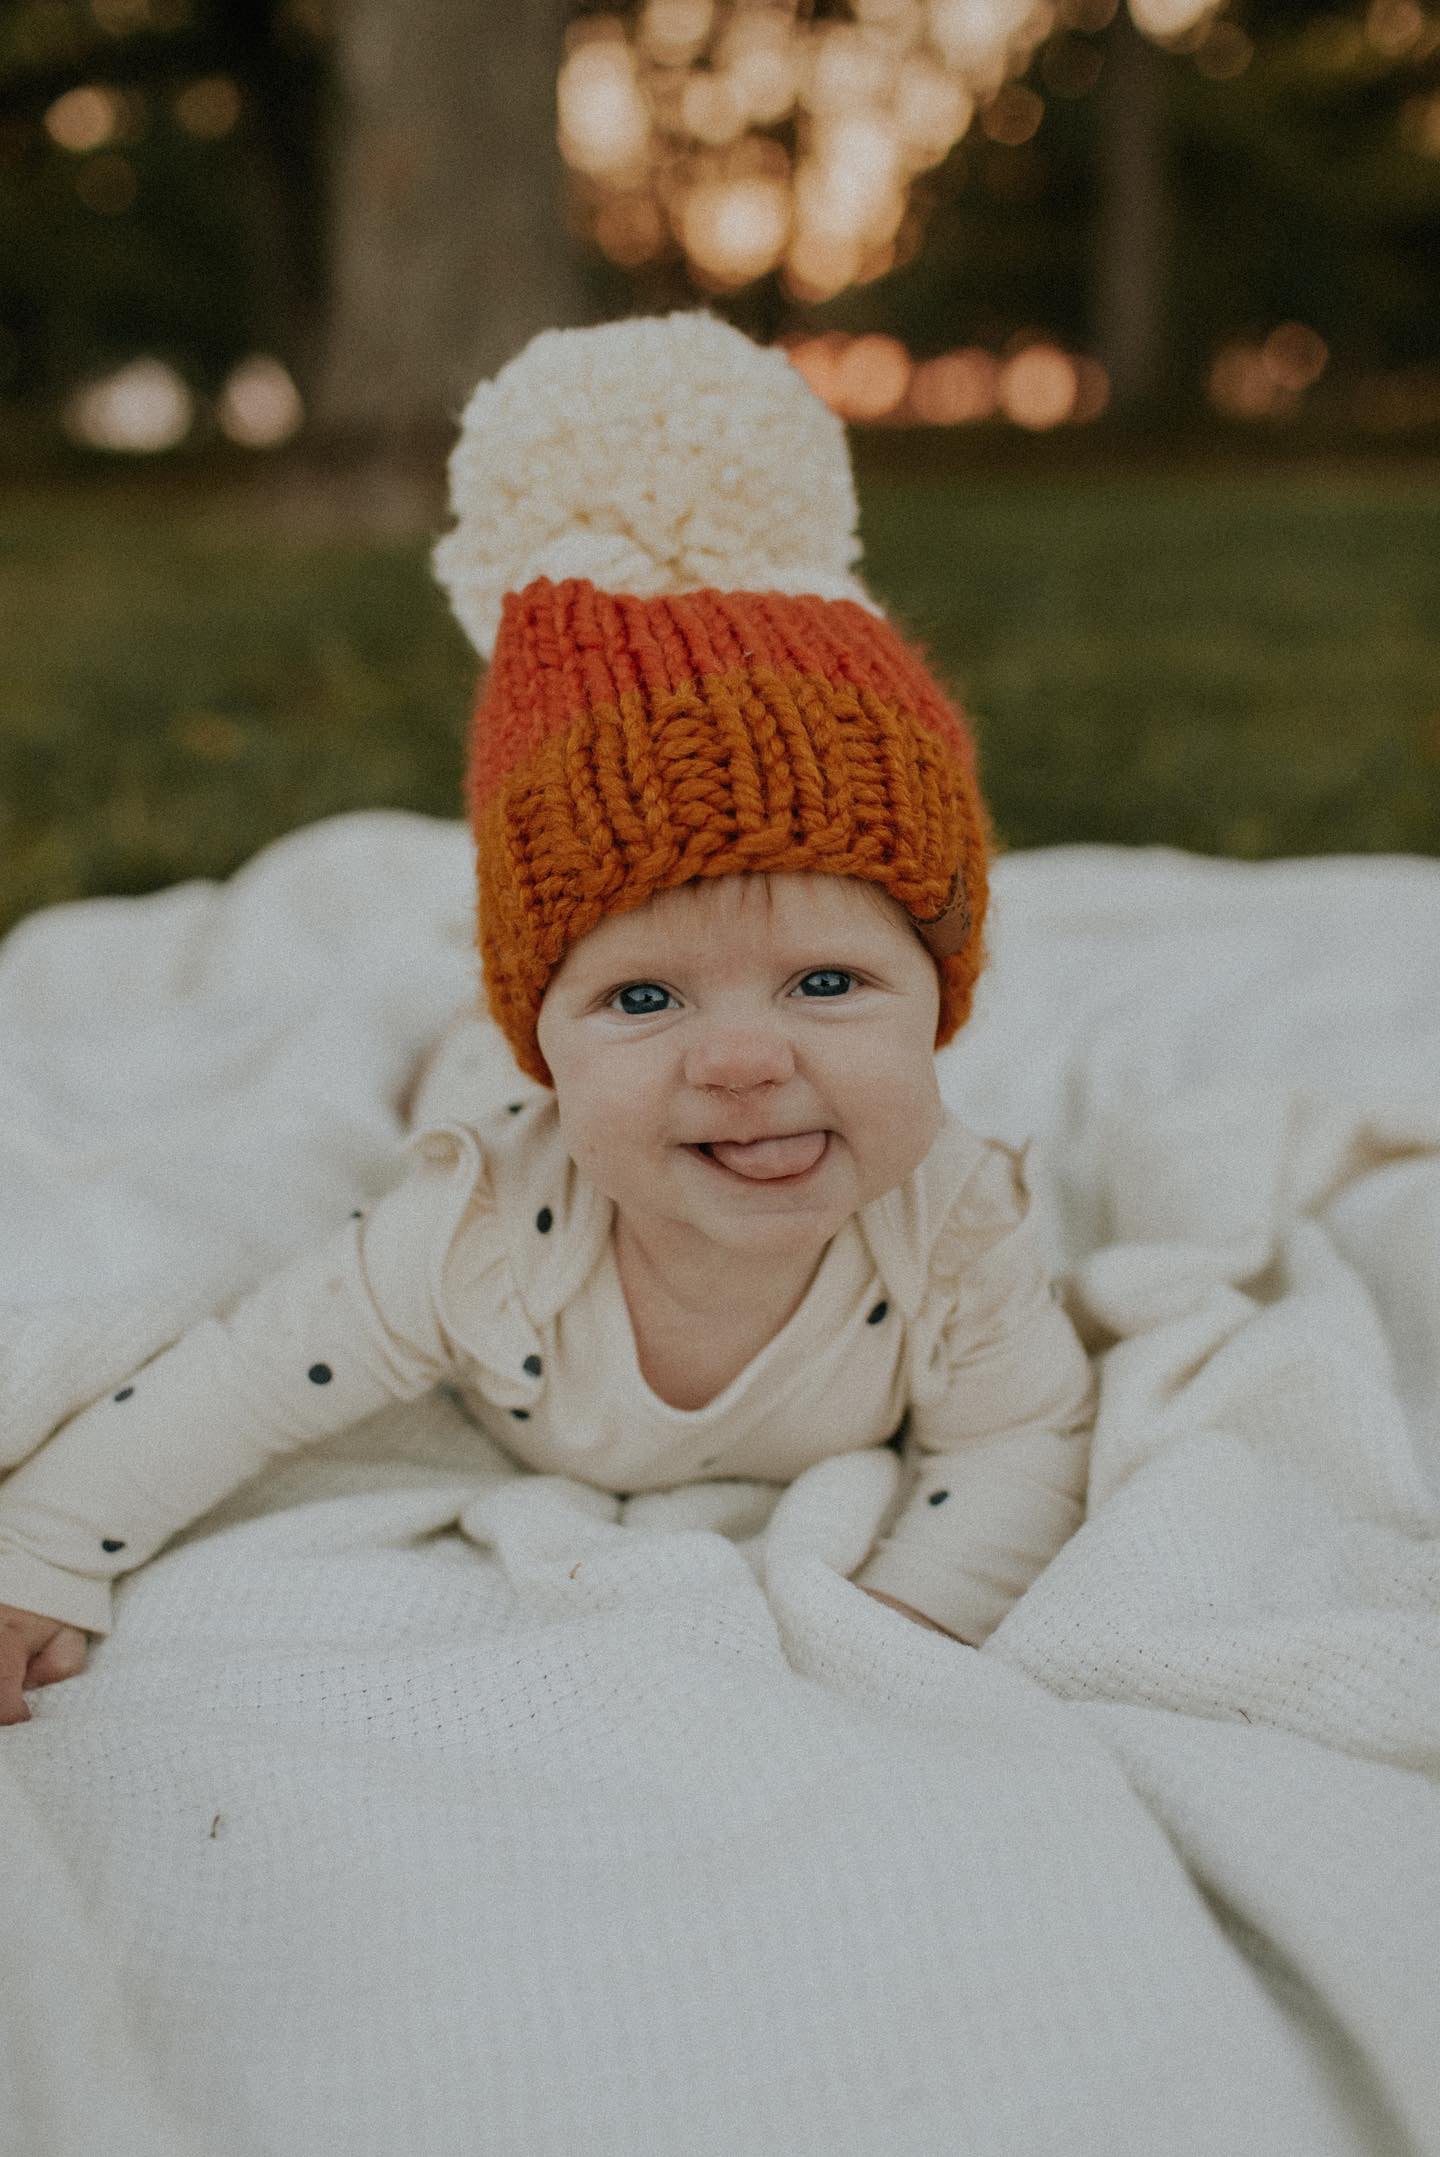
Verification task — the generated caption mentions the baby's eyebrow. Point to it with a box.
[595,938,876,974]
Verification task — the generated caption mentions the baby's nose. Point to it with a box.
[690,1032,793,1094]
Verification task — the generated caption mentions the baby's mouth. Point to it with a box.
[692,1131,829,1182]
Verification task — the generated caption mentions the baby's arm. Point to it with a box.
[853,1140,1097,1647]
[0,1127,482,1707]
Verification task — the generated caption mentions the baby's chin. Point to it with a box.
[678,1207,850,1266]
[676,1143,872,1234]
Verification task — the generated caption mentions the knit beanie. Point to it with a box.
[431,309,993,1090]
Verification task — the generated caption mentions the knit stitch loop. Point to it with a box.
[468,577,991,1087]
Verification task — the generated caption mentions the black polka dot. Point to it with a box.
[511,1408,530,1421]
[351,1209,364,1219]
[308,1363,333,1385]
[535,1207,553,1234]
[867,1301,888,1325]
[507,1102,523,1114]
[928,1489,950,1506]
[101,1538,125,1552]
[113,1386,134,1402]
[523,1354,542,1377]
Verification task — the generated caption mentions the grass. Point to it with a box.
[864,457,1440,861]
[1,446,1437,944]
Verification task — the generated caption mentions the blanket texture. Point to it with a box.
[2,809,1438,2157]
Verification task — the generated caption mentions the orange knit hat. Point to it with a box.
[432,311,993,1090]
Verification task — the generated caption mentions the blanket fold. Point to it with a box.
[3,811,1438,2157]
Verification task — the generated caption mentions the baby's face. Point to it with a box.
[536,873,945,1266]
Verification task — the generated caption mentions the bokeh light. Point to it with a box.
[560,0,1080,302]
[1261,322,1328,393]
[1070,353,1111,421]
[980,82,1044,144]
[558,27,651,177]
[639,0,715,66]
[215,356,305,447]
[173,78,244,140]
[1365,0,1426,56]
[593,191,670,266]
[1128,0,1221,38]
[681,174,791,285]
[1210,342,1289,419]
[1209,323,1329,418]
[45,86,122,153]
[907,347,1001,421]
[64,359,193,452]
[929,0,1043,77]
[784,330,1106,428]
[997,341,1079,427]
[894,55,976,163]
[830,332,913,418]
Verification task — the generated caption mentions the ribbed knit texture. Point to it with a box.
[467,577,992,1086]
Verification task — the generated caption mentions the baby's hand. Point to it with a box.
[0,1605,89,1725]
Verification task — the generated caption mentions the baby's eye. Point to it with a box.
[610,982,672,1016]
[606,970,856,1017]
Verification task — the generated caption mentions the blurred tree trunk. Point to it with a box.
[1092,4,1175,423]
[310,0,593,465]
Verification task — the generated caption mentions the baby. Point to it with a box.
[0,311,1097,1723]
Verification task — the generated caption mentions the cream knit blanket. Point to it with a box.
[2,810,1437,2157]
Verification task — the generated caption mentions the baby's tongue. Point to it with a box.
[710,1130,826,1181]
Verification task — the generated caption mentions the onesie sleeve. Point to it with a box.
[852,1139,1098,1647]
[0,1124,493,1638]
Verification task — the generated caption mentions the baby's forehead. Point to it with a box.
[578,873,901,961]
[632,871,892,932]
[536,876,937,1029]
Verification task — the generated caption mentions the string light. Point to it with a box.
[560,0,1228,312]
[560,0,1060,301]
[784,332,1108,426]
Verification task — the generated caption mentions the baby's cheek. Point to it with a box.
[860,1076,943,1184]
[562,1120,650,1206]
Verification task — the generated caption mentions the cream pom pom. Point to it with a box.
[431,309,883,661]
